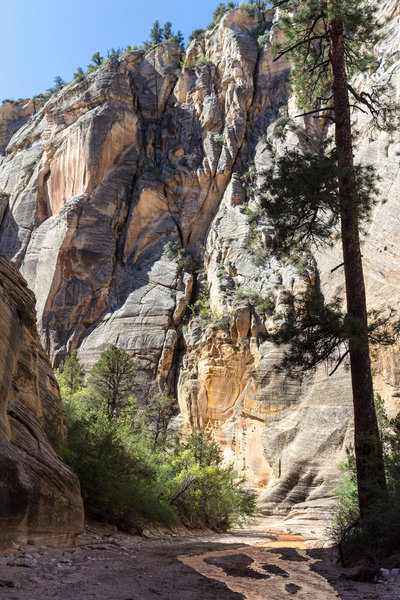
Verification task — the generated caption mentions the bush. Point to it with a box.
[58,392,177,529]
[73,67,85,82]
[154,429,257,530]
[251,21,272,46]
[233,286,275,315]
[333,395,400,565]
[55,349,257,532]
[189,28,206,43]
[213,133,224,143]
[273,115,295,140]
[239,0,269,11]
[55,350,85,396]
[195,54,209,68]
[162,241,195,274]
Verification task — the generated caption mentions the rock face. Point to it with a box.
[1,2,400,523]
[0,257,83,549]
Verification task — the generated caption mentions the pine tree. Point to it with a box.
[150,20,163,45]
[260,0,398,519]
[211,2,236,27]
[58,350,85,396]
[53,76,65,89]
[91,52,103,66]
[88,346,137,418]
[136,393,176,448]
[170,30,185,52]
[73,67,85,82]
[163,21,173,40]
[107,47,122,58]
[189,28,206,43]
[242,0,268,10]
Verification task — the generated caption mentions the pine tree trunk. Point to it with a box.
[329,21,387,518]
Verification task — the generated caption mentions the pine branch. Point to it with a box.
[294,107,334,118]
[331,262,345,273]
[273,34,328,62]
[329,349,350,376]
[348,84,380,120]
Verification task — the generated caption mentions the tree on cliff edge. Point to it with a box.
[260,0,398,520]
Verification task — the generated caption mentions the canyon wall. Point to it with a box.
[1,1,400,523]
[0,257,83,549]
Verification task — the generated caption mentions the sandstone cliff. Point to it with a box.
[0,1,399,523]
[0,257,83,549]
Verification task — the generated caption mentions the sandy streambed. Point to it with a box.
[0,521,399,599]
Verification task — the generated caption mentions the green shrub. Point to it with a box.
[55,350,85,396]
[155,429,257,530]
[251,21,272,46]
[273,115,295,140]
[55,348,257,532]
[189,28,206,43]
[162,241,195,274]
[239,1,269,11]
[333,395,400,565]
[233,286,275,315]
[216,263,228,278]
[188,284,211,321]
[188,282,231,330]
[73,67,85,82]
[58,392,178,529]
[162,241,181,258]
[195,54,210,67]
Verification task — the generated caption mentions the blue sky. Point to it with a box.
[2,0,223,100]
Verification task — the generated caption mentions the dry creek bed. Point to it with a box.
[0,519,399,599]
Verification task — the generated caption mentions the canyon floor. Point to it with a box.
[0,518,399,600]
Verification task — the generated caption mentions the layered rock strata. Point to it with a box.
[0,257,83,549]
[0,2,400,522]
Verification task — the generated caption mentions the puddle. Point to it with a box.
[256,531,307,550]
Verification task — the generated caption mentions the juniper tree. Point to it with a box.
[260,0,399,519]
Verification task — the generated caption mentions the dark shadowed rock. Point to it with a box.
[0,257,83,549]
